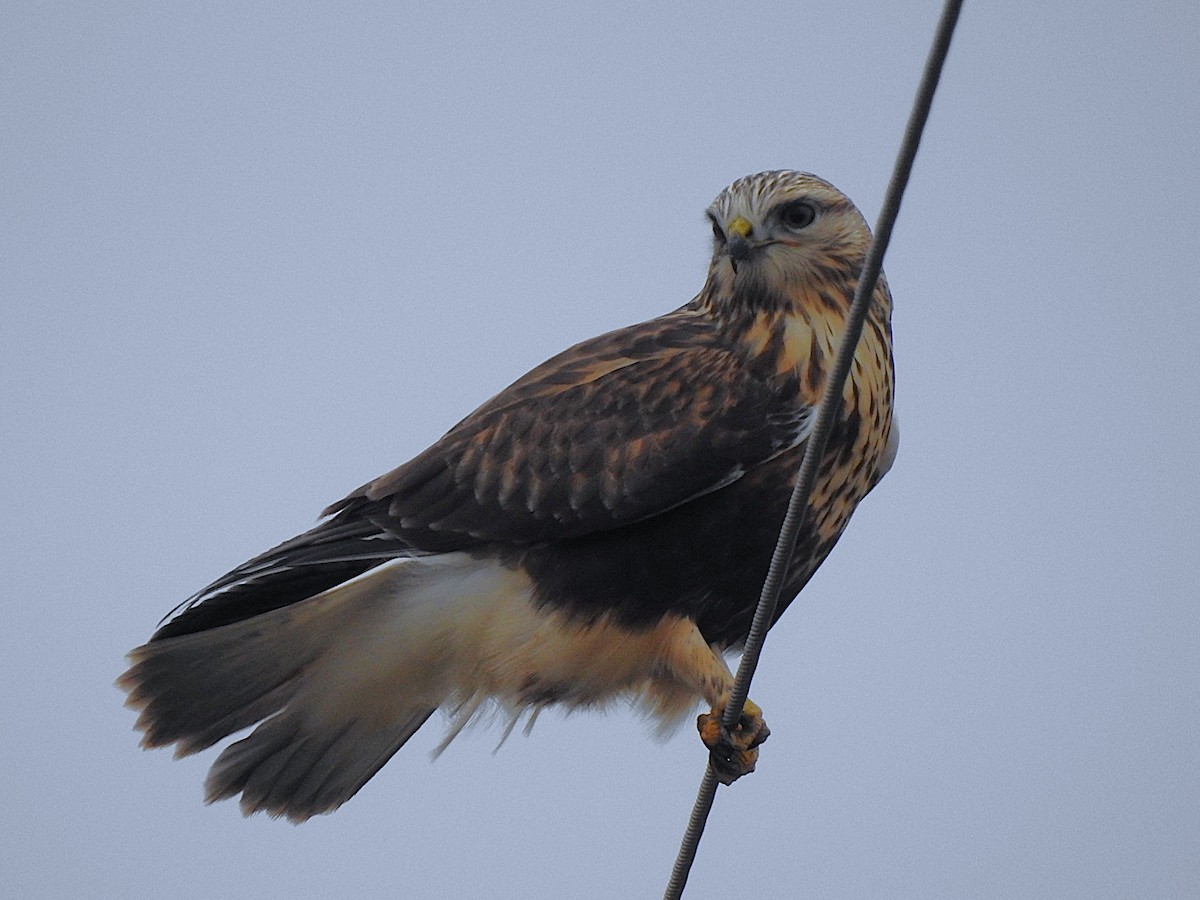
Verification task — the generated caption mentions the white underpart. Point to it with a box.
[292,552,705,746]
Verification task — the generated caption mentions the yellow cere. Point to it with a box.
[726,215,753,238]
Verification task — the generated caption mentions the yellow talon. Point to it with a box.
[696,697,770,785]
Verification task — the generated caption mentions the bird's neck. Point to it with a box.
[696,274,893,409]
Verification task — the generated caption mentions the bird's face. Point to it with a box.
[705,170,874,307]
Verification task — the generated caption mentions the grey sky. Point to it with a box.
[3,2,1198,897]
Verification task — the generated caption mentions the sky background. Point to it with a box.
[4,2,1199,897]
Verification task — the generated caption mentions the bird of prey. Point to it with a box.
[119,170,897,822]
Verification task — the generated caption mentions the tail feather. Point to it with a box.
[120,557,455,820]
[120,591,333,754]
[207,708,435,820]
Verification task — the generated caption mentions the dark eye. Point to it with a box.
[708,215,725,242]
[778,201,817,230]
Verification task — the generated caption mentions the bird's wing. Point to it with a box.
[324,309,812,549]
[151,513,422,639]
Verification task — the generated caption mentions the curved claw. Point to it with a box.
[696,699,770,785]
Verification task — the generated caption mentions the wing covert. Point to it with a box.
[324,311,811,549]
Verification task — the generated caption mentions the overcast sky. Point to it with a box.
[4,2,1199,898]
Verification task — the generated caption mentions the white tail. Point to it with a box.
[121,554,516,820]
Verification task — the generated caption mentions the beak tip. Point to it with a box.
[727,234,752,271]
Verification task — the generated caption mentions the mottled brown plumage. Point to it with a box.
[120,170,895,819]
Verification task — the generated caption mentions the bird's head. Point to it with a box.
[703,170,877,314]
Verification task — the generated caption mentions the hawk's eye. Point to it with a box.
[709,215,725,243]
[778,201,817,231]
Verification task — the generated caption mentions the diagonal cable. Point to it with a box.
[663,1,964,896]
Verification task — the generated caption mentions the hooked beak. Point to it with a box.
[725,215,754,273]
[727,235,752,273]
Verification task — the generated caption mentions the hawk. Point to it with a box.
[120,170,896,821]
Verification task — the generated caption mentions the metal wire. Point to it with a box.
[663,2,964,896]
